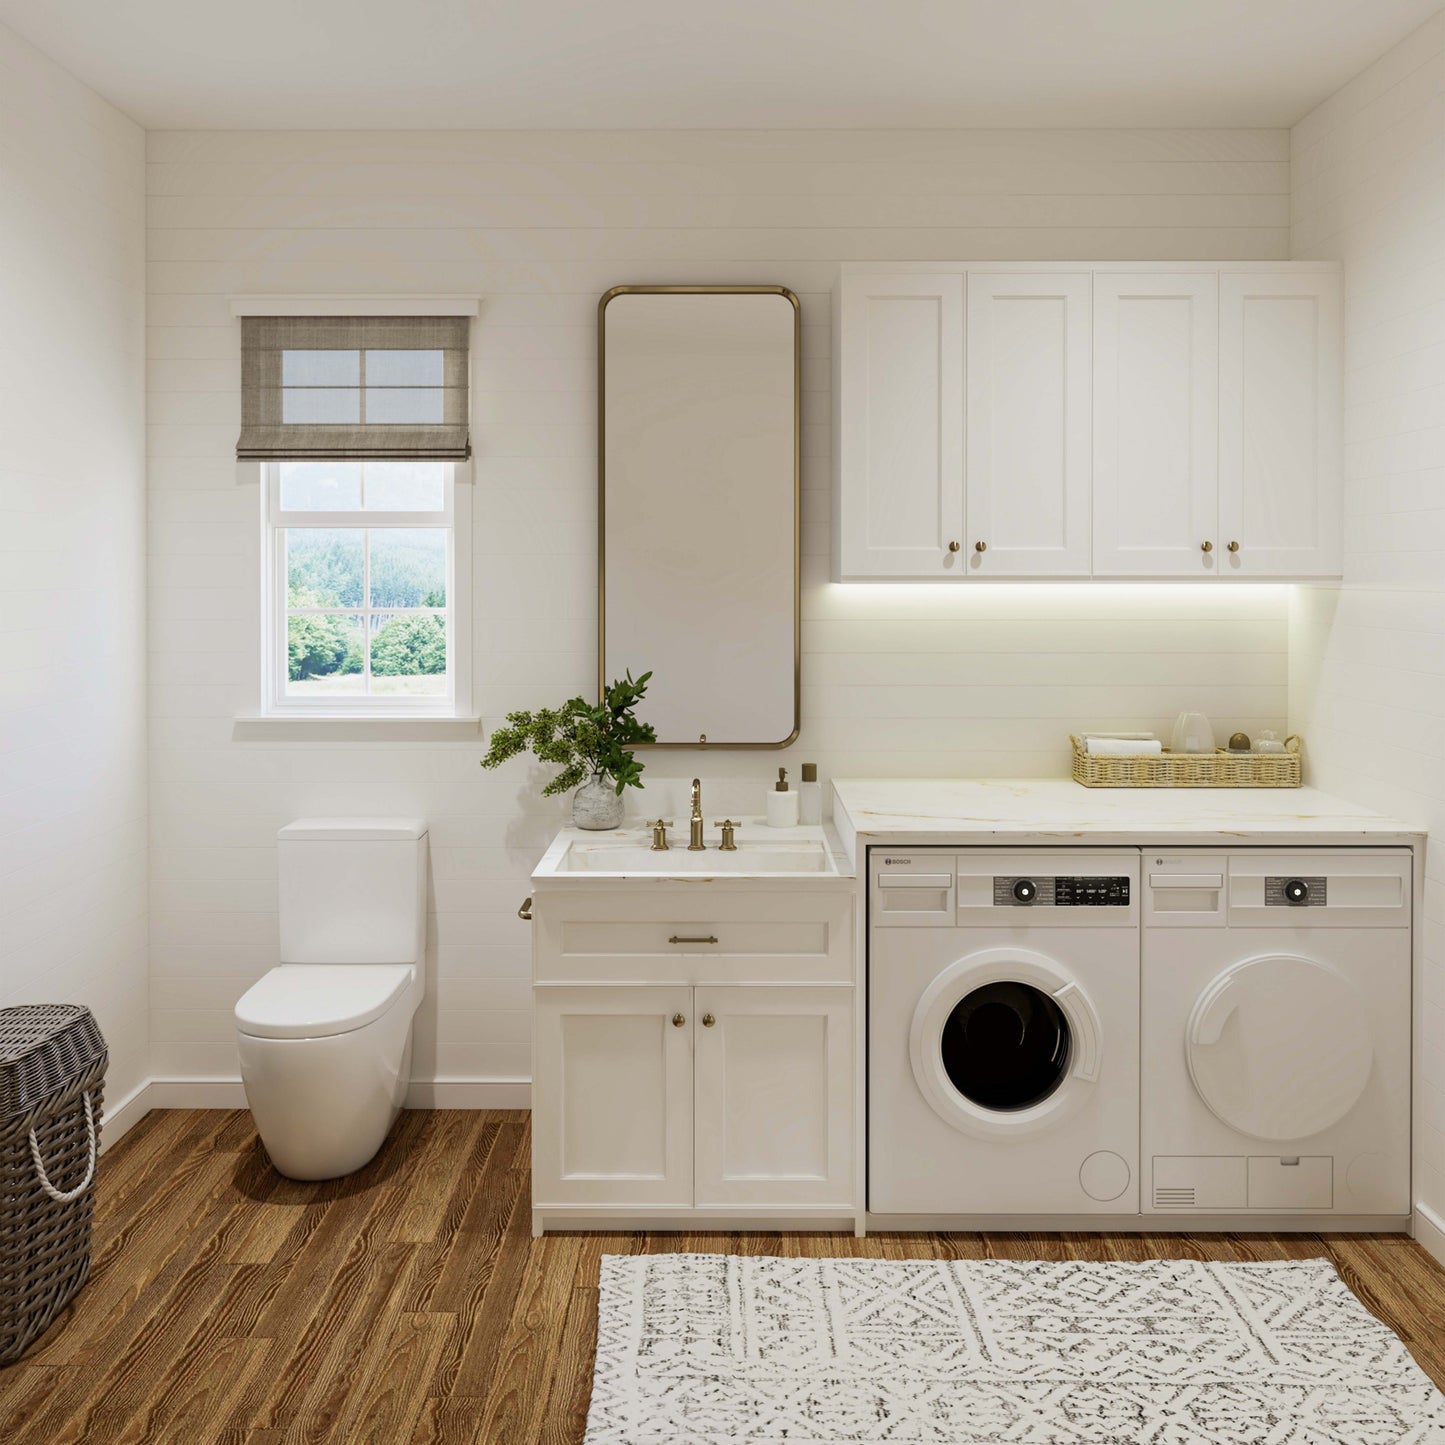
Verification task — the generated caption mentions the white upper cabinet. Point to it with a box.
[1092,274,1219,577]
[835,274,964,578]
[966,273,1092,576]
[1219,273,1342,578]
[832,264,1341,581]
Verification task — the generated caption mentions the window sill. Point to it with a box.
[233,714,483,742]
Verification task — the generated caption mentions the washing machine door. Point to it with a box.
[910,947,1103,1139]
[1186,953,1372,1141]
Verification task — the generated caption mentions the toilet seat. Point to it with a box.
[236,964,414,1040]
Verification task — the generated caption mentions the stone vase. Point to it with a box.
[573,772,624,830]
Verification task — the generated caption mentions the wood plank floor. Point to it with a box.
[2,1108,1443,1442]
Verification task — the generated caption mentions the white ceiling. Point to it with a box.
[2,0,1439,130]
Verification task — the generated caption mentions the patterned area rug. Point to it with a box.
[585,1254,1445,1443]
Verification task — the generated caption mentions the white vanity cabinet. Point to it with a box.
[529,883,857,1231]
[833,262,1342,582]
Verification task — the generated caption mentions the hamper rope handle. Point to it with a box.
[28,1092,96,1203]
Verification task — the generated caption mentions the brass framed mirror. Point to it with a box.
[598,285,800,748]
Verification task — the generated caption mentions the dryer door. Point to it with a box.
[910,947,1103,1139]
[1186,954,1372,1141]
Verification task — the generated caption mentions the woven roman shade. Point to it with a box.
[237,315,471,460]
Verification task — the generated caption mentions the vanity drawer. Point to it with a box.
[534,891,854,984]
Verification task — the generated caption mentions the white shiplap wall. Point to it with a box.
[146,127,1294,1088]
[0,25,148,1101]
[1288,13,1445,1245]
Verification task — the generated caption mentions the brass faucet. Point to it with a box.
[688,778,705,850]
[648,819,670,851]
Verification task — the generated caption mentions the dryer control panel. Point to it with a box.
[992,876,1131,907]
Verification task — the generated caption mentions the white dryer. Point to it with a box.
[1141,849,1411,1220]
[869,850,1140,1216]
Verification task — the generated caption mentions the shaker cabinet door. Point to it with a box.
[966,272,1092,576]
[835,274,965,578]
[693,985,853,1207]
[532,986,693,1208]
[1219,272,1342,577]
[1092,274,1219,576]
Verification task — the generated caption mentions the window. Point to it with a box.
[263,460,470,716]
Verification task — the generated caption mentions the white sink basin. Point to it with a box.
[548,831,837,877]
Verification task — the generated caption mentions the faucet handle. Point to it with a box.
[713,819,741,851]
[648,818,671,851]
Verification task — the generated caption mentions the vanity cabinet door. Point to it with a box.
[1092,274,1219,576]
[835,273,965,578]
[693,985,853,1207]
[532,986,693,1208]
[1218,272,1342,578]
[965,272,1092,576]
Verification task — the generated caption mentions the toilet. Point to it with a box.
[235,818,428,1180]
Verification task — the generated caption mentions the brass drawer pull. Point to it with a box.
[672,1013,686,1028]
[702,1013,716,1028]
[518,896,533,921]
[668,934,718,945]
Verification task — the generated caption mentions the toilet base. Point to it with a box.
[238,999,416,1181]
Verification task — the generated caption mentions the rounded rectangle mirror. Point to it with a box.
[599,285,800,748]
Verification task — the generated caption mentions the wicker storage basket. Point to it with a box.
[0,1005,107,1362]
[1071,734,1302,788]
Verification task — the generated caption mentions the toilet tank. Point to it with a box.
[278,818,427,964]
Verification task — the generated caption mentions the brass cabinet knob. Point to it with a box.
[1201,541,1214,553]
[702,1013,716,1028]
[947,540,961,553]
[672,1013,686,1028]
[518,896,533,921]
[975,540,987,553]
[1227,540,1240,553]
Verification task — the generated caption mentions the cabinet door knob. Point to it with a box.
[1227,540,1240,553]
[672,1013,686,1028]
[518,896,533,921]
[1201,540,1213,553]
[947,540,960,553]
[974,540,987,553]
[702,1013,716,1028]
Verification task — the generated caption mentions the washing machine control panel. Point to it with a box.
[1265,875,1327,906]
[992,876,1131,907]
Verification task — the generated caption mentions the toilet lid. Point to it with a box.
[235,965,414,1039]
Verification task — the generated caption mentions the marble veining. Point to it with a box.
[832,779,1423,869]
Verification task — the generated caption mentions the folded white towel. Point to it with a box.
[1086,737,1164,757]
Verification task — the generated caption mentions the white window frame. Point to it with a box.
[260,460,472,719]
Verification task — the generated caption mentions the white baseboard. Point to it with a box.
[99,1075,532,1136]
[1414,1201,1445,1268]
[148,1078,248,1109]
[405,1078,531,1109]
[99,1078,154,1152]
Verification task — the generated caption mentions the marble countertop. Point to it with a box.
[832,778,1423,867]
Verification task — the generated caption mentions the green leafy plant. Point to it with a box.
[480,670,657,797]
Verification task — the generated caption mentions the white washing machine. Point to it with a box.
[869,849,1140,1216]
[1141,849,1411,1220]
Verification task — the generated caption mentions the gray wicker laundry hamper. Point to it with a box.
[0,1005,107,1363]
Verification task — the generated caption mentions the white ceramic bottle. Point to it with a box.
[797,762,822,825]
[766,766,799,828]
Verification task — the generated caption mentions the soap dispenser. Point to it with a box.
[766,767,799,828]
